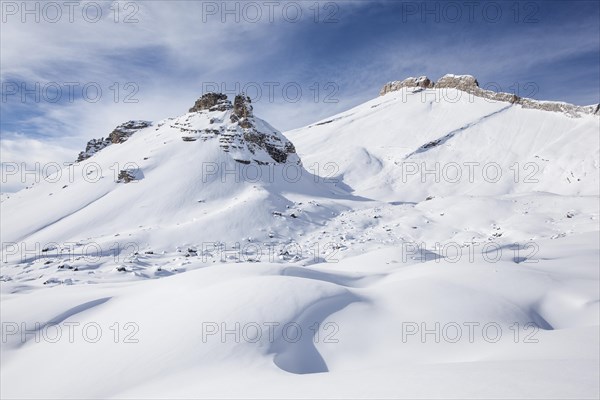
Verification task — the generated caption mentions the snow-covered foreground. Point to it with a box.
[1,231,598,398]
[1,82,599,398]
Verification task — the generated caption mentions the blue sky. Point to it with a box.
[1,0,599,178]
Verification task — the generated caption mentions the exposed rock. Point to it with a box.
[200,93,297,164]
[231,94,254,128]
[109,120,152,144]
[233,94,253,118]
[77,137,111,162]
[380,76,434,95]
[315,119,334,126]
[218,123,298,164]
[435,74,479,90]
[117,170,136,183]
[74,88,300,170]
[77,120,151,162]
[515,98,597,117]
[189,93,232,113]
[380,74,599,118]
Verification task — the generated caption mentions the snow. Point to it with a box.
[287,88,599,201]
[1,89,599,398]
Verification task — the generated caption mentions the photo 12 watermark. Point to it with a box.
[201,321,339,344]
[1,81,140,104]
[395,81,540,104]
[201,81,339,104]
[401,321,541,344]
[399,161,540,184]
[1,1,140,24]
[2,321,140,344]
[198,1,341,24]
[397,1,540,23]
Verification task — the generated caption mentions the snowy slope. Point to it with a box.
[1,94,363,286]
[286,86,600,201]
[1,81,599,399]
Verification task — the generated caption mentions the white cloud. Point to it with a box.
[0,134,77,193]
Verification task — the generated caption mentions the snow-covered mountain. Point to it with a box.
[1,75,599,399]
[1,93,351,284]
[288,74,600,201]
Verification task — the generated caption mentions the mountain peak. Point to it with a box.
[75,92,299,166]
[184,92,297,164]
[188,92,232,113]
[188,92,255,120]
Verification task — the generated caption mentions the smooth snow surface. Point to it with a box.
[1,88,599,399]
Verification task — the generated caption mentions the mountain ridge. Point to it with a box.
[380,74,600,117]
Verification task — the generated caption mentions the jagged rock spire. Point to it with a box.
[233,94,253,118]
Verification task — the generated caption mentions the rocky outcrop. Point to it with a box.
[515,98,598,117]
[76,91,299,169]
[233,94,253,118]
[189,93,232,113]
[178,92,299,165]
[434,74,479,90]
[77,120,151,162]
[77,137,111,162]
[231,94,254,128]
[218,127,298,164]
[380,76,434,95]
[241,130,297,163]
[380,74,599,118]
[117,170,136,183]
[108,120,152,144]
[221,94,297,164]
